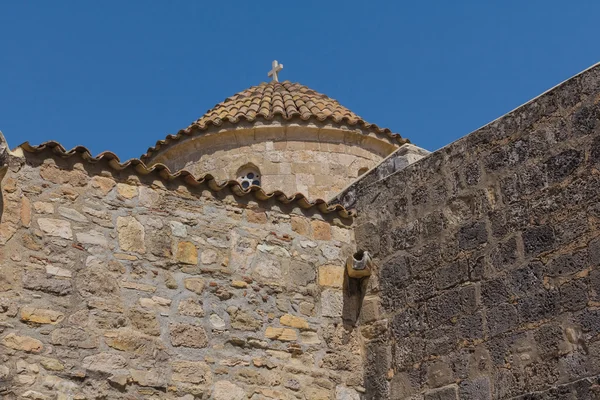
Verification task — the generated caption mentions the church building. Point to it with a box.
[1,61,600,400]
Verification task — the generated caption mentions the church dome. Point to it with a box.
[141,81,407,162]
[141,79,408,200]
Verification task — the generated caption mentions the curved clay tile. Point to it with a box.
[18,141,355,219]
[141,81,408,161]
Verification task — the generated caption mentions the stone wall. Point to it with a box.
[347,64,600,399]
[147,123,399,200]
[0,149,363,399]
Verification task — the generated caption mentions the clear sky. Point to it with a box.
[1,1,598,161]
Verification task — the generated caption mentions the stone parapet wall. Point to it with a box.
[350,64,600,399]
[0,151,362,399]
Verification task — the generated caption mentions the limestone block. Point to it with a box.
[247,209,267,224]
[321,290,343,318]
[291,215,310,235]
[129,368,166,388]
[335,386,360,400]
[184,277,205,294]
[0,365,9,379]
[171,360,212,385]
[40,163,87,186]
[38,218,72,239]
[103,328,161,356]
[252,254,283,285]
[44,265,72,278]
[231,280,248,288]
[21,391,49,400]
[300,331,321,345]
[280,314,309,330]
[178,298,205,317]
[89,175,116,195]
[58,206,88,222]
[213,380,246,400]
[177,241,198,264]
[321,245,341,261]
[169,221,187,237]
[21,195,31,227]
[265,327,297,341]
[39,357,65,371]
[20,306,65,325]
[170,323,208,348]
[51,327,98,349]
[82,352,128,373]
[1,333,43,353]
[129,307,160,336]
[116,216,146,253]
[120,280,156,293]
[210,314,226,329]
[116,183,138,199]
[33,201,53,214]
[319,265,344,288]
[231,310,262,331]
[201,249,218,264]
[76,230,107,246]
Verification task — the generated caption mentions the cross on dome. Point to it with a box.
[267,60,283,82]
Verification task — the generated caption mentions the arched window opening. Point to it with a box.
[236,164,261,189]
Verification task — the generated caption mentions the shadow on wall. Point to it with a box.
[342,250,372,327]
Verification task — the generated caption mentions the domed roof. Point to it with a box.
[141,81,407,161]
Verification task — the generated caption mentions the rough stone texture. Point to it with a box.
[149,122,397,200]
[3,63,599,400]
[348,63,600,399]
[0,152,357,399]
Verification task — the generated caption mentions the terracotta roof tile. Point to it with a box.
[18,141,354,219]
[141,81,408,161]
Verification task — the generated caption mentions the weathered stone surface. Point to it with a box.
[21,195,31,227]
[58,206,88,222]
[321,289,343,317]
[265,327,297,341]
[171,360,212,384]
[170,323,208,348]
[130,368,166,387]
[311,220,332,240]
[280,314,309,330]
[20,307,65,325]
[252,254,283,285]
[318,265,344,288]
[178,297,205,317]
[177,241,198,264]
[37,218,72,239]
[213,380,246,400]
[231,310,262,331]
[116,216,146,253]
[82,352,128,373]
[90,176,116,194]
[342,63,600,400]
[22,271,72,295]
[39,357,65,371]
[116,183,138,199]
[1,333,43,353]
[103,328,160,355]
[6,63,598,400]
[76,230,107,246]
[129,307,160,336]
[184,277,205,294]
[45,264,73,278]
[51,327,98,349]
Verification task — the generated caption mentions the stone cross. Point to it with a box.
[267,60,283,82]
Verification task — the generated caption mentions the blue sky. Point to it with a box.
[1,1,598,160]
